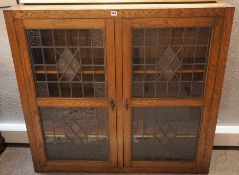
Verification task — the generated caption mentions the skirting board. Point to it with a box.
[0,124,239,146]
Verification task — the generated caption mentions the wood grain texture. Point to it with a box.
[4,11,41,171]
[129,17,216,28]
[131,99,204,106]
[115,18,124,168]
[120,13,234,173]
[105,19,118,167]
[8,2,232,11]
[19,0,218,4]
[122,19,132,167]
[195,17,223,172]
[201,7,235,173]
[37,98,108,107]
[13,18,48,170]
[4,3,234,173]
[23,19,105,29]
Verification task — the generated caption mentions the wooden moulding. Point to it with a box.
[19,0,218,4]
[3,3,235,173]
[5,1,233,19]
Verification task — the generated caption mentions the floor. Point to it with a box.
[0,147,239,175]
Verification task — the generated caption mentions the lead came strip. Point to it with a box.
[132,27,212,98]
[26,29,106,98]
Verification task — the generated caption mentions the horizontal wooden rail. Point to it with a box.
[34,69,204,75]
[131,98,204,106]
[37,98,108,107]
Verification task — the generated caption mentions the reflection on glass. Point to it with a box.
[40,107,108,160]
[132,27,211,98]
[132,107,201,161]
[26,29,106,98]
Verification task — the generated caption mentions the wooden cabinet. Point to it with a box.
[4,2,234,173]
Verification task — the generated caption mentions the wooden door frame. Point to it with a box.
[122,16,226,173]
[4,6,234,173]
[5,15,117,172]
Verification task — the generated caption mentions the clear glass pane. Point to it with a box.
[132,27,211,98]
[132,107,201,161]
[26,29,106,98]
[40,107,108,160]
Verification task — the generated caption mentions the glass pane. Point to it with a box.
[132,27,211,98]
[132,107,201,161]
[26,29,106,98]
[40,107,108,160]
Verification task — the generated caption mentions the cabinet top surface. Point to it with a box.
[6,1,233,11]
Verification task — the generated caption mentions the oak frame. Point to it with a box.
[122,16,223,172]
[4,3,234,173]
[4,15,118,172]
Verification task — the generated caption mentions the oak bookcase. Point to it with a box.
[4,1,234,173]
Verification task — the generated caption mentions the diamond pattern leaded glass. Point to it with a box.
[132,107,201,161]
[132,27,212,98]
[26,29,106,98]
[40,107,108,160]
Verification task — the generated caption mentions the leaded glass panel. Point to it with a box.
[132,27,211,98]
[132,107,201,161]
[40,107,108,160]
[26,29,106,98]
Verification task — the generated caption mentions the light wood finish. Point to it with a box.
[130,17,216,28]
[19,0,217,4]
[131,99,204,107]
[9,2,232,11]
[35,69,204,75]
[122,19,132,167]
[201,7,235,172]
[4,3,234,173]
[37,98,108,107]
[7,8,226,19]
[115,18,124,168]
[195,17,223,171]
[105,19,118,167]
[23,19,106,29]
[122,14,234,173]
[35,70,104,74]
[5,15,118,171]
[13,18,47,170]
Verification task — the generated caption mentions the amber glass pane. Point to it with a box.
[40,107,108,160]
[26,29,106,98]
[132,27,211,98]
[132,107,201,161]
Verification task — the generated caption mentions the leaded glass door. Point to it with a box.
[16,19,117,169]
[122,17,221,170]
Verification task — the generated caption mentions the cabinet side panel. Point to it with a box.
[201,7,235,172]
[3,11,42,171]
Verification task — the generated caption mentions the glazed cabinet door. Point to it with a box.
[122,17,222,172]
[14,19,117,171]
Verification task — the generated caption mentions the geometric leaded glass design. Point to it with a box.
[40,107,108,160]
[132,27,212,98]
[132,107,201,161]
[26,29,105,98]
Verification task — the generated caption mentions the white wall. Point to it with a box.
[0,1,239,144]
[218,0,239,125]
